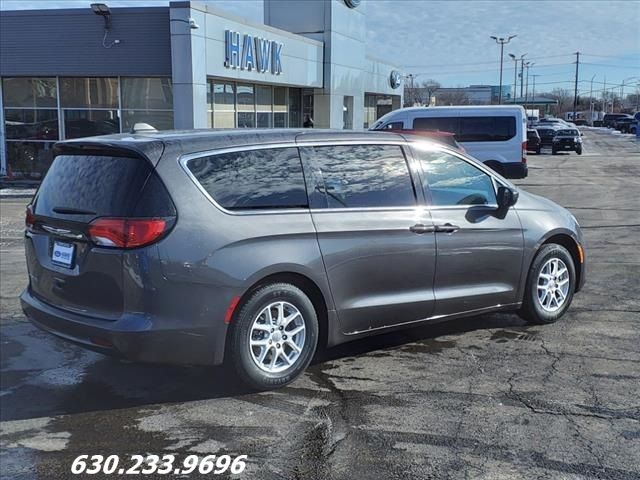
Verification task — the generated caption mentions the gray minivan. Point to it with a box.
[21,129,586,389]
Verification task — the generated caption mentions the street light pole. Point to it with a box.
[508,53,526,104]
[491,35,516,104]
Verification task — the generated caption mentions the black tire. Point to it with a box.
[536,147,541,155]
[519,244,576,325]
[576,146,582,155]
[551,147,558,155]
[228,282,319,390]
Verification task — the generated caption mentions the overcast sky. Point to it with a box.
[2,0,639,96]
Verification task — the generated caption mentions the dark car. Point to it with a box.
[603,113,632,128]
[527,129,541,154]
[21,129,586,389]
[613,117,635,133]
[552,128,583,155]
[536,126,558,149]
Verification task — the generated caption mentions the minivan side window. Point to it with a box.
[300,144,416,209]
[458,117,516,142]
[186,147,308,210]
[415,149,497,207]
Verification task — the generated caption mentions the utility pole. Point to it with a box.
[491,35,516,104]
[532,74,540,105]
[589,74,596,125]
[572,51,580,122]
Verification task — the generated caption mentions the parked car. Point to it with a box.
[552,128,583,155]
[536,125,559,149]
[21,129,586,389]
[603,113,632,128]
[537,118,569,127]
[527,128,541,154]
[613,117,635,133]
[370,105,528,179]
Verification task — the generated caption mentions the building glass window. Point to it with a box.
[120,77,173,131]
[288,88,302,128]
[274,87,287,128]
[2,77,57,107]
[4,109,59,140]
[63,109,120,139]
[256,85,272,128]
[5,141,56,179]
[211,81,235,128]
[237,84,255,128]
[60,77,118,108]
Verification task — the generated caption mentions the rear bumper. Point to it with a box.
[501,162,528,179]
[20,288,227,366]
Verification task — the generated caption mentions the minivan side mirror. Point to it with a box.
[497,186,519,209]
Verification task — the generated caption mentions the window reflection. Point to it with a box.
[300,145,415,209]
[188,148,307,210]
[63,109,119,139]
[4,109,59,140]
[417,150,496,206]
[60,77,118,108]
[5,141,55,179]
[2,78,57,108]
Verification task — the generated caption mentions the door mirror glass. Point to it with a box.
[497,186,518,209]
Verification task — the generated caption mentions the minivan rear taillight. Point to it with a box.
[88,218,169,248]
[522,141,527,163]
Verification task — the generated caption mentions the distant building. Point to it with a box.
[433,85,512,105]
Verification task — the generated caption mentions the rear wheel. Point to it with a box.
[228,283,318,390]
[519,244,576,325]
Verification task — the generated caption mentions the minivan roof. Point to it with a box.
[53,129,417,163]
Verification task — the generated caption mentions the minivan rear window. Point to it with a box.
[34,155,160,219]
[186,147,308,210]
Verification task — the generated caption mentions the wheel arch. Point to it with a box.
[228,271,331,355]
[535,232,583,293]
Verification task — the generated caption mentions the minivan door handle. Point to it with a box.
[409,224,435,234]
[435,223,460,233]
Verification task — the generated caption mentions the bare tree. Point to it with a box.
[404,79,441,106]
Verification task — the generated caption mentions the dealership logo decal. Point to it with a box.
[225,30,283,75]
[390,70,402,89]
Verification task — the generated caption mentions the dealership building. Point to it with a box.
[0,0,403,179]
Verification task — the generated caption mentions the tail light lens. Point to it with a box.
[522,141,528,163]
[25,205,35,230]
[88,218,169,249]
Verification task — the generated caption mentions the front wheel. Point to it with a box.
[551,147,558,155]
[228,283,319,390]
[519,244,576,325]
[576,146,583,155]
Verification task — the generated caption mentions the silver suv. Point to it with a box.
[21,129,586,389]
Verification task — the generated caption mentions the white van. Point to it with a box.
[371,105,528,178]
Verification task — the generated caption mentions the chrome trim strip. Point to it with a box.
[41,225,84,240]
[343,302,522,336]
[178,140,416,217]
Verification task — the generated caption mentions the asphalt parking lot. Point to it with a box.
[1,128,639,479]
